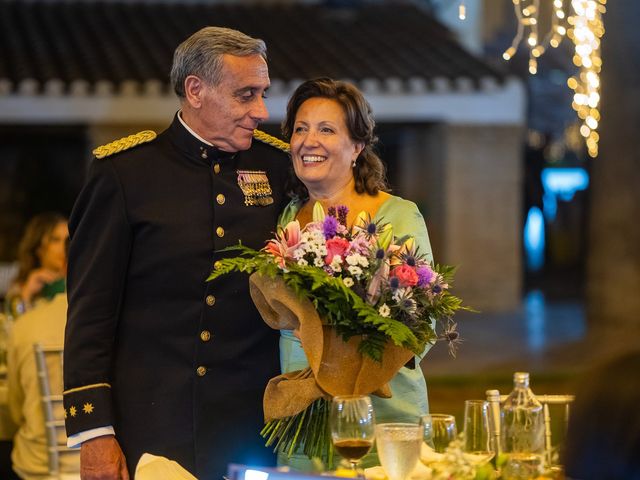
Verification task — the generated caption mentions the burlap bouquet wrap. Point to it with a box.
[249,273,414,423]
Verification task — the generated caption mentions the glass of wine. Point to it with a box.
[375,423,422,480]
[420,414,457,458]
[462,400,495,466]
[330,395,375,475]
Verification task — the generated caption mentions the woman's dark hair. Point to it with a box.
[14,212,67,285]
[282,77,388,200]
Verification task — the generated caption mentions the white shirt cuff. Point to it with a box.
[67,426,116,448]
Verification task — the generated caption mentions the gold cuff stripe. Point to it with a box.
[92,130,157,159]
[63,382,111,395]
[253,130,290,153]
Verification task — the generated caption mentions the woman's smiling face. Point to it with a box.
[290,97,363,197]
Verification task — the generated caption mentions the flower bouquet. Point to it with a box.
[207,203,467,464]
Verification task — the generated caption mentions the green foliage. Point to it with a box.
[208,244,426,361]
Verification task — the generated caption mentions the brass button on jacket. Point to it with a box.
[216,226,225,237]
[213,163,221,174]
[216,194,225,205]
[213,260,222,270]
[196,366,207,377]
[205,295,216,306]
[200,330,212,342]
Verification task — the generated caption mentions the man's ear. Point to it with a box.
[184,75,204,109]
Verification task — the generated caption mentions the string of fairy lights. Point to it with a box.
[457,0,606,158]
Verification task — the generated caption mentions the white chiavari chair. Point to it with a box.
[34,343,80,479]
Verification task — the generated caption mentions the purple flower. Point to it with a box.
[322,215,339,239]
[366,222,377,235]
[389,277,400,290]
[327,206,337,217]
[416,265,436,287]
[337,205,349,226]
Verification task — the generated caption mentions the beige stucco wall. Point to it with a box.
[398,123,524,312]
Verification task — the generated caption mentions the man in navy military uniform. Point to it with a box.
[63,27,291,479]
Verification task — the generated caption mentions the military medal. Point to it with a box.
[236,170,274,206]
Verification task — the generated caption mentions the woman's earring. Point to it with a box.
[352,159,357,168]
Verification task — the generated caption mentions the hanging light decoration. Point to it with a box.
[567,0,606,158]
[501,0,606,157]
[502,0,569,74]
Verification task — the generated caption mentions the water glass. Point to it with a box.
[462,400,495,465]
[421,414,457,453]
[375,423,422,480]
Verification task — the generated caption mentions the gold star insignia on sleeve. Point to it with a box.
[83,403,95,414]
[69,406,77,417]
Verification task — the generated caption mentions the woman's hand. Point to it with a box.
[20,268,63,304]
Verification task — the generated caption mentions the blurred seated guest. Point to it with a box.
[7,292,78,478]
[563,349,640,480]
[5,213,68,319]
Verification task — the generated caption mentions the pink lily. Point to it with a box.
[366,261,390,305]
[265,220,302,268]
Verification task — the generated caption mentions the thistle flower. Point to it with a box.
[399,297,417,315]
[439,321,463,358]
[391,237,415,266]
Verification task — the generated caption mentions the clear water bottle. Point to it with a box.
[500,372,545,479]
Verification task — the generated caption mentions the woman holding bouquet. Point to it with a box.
[278,77,434,469]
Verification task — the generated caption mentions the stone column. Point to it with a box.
[587,1,640,343]
[398,123,524,312]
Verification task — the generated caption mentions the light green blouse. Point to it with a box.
[278,195,434,470]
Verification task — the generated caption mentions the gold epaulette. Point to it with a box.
[253,129,290,153]
[92,130,157,159]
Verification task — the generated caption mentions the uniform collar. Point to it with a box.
[177,111,214,147]
[169,111,237,165]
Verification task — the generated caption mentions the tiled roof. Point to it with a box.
[0,0,506,96]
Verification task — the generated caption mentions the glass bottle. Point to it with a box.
[500,372,545,479]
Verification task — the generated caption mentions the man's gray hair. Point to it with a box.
[170,26,267,98]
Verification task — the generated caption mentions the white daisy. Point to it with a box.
[348,265,363,277]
